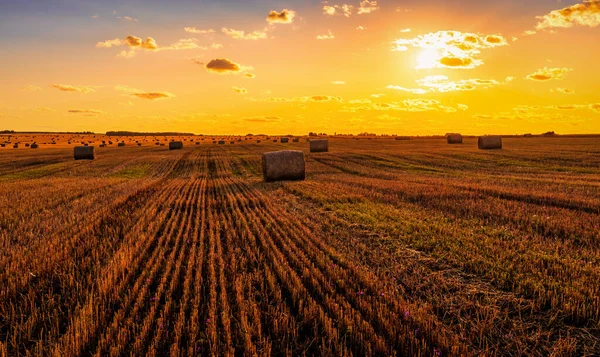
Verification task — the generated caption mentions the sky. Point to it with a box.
[0,0,598,135]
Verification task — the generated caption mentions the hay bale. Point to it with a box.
[310,139,329,153]
[273,139,278,142]
[99,144,106,147]
[447,134,463,144]
[137,143,142,146]
[25,143,30,147]
[13,144,18,148]
[262,150,305,182]
[292,138,300,142]
[74,146,95,160]
[256,140,261,143]
[30,143,38,149]
[478,136,502,150]
[195,142,200,145]
[395,136,410,140]
[118,142,125,147]
[218,140,225,145]
[281,137,289,143]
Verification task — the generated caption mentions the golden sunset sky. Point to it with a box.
[0,0,598,135]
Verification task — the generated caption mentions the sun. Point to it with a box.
[416,49,440,69]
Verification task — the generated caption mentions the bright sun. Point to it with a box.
[416,49,439,69]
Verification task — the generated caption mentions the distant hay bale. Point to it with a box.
[99,144,106,147]
[74,146,95,160]
[292,138,300,142]
[30,143,38,149]
[195,142,200,145]
[137,143,142,146]
[0,144,5,147]
[478,136,502,150]
[524,133,533,137]
[262,150,305,182]
[281,138,289,143]
[310,139,329,153]
[395,136,410,140]
[230,141,235,144]
[273,139,277,142]
[118,142,125,147]
[13,144,18,148]
[447,134,463,144]
[218,140,225,145]
[256,140,261,143]
[25,143,30,147]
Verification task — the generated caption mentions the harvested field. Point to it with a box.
[1,135,600,356]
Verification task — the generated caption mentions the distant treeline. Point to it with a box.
[0,130,94,134]
[105,131,196,137]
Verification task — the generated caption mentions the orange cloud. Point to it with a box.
[357,0,379,14]
[68,109,103,115]
[266,9,296,24]
[317,30,335,40]
[232,86,247,94]
[184,27,215,34]
[205,58,250,74]
[526,67,573,81]
[115,85,174,100]
[323,4,354,17]
[132,92,174,100]
[222,28,267,40]
[552,88,575,94]
[244,116,281,122]
[51,84,95,93]
[536,0,600,31]
[393,31,508,69]
[243,73,256,79]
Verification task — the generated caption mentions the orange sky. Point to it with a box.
[0,0,598,135]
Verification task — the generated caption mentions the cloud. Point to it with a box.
[115,85,174,100]
[388,75,503,93]
[551,87,575,94]
[244,116,281,122]
[266,9,296,24]
[591,103,600,112]
[243,73,256,79]
[317,30,335,40]
[357,0,379,14]
[323,4,354,17]
[356,26,365,30]
[393,30,508,69]
[117,16,138,22]
[96,35,158,57]
[211,43,223,49]
[522,30,537,36]
[341,98,468,113]
[23,85,42,92]
[259,95,342,103]
[51,84,95,93]
[184,27,215,34]
[222,28,267,40]
[526,67,573,81]
[232,86,247,94]
[535,0,600,31]
[68,109,103,115]
[205,58,251,74]
[400,28,411,33]
[331,81,346,85]
[158,38,205,51]
[132,92,174,100]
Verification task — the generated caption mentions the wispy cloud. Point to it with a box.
[222,28,267,40]
[184,27,215,34]
[317,30,335,40]
[51,84,95,93]
[526,67,573,81]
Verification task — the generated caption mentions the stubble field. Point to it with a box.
[0,135,599,356]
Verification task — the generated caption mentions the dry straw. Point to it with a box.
[74,146,95,160]
[478,136,502,150]
[447,134,463,144]
[262,150,306,182]
[310,139,329,153]
[169,141,183,150]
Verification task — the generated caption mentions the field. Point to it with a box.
[1,134,599,356]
